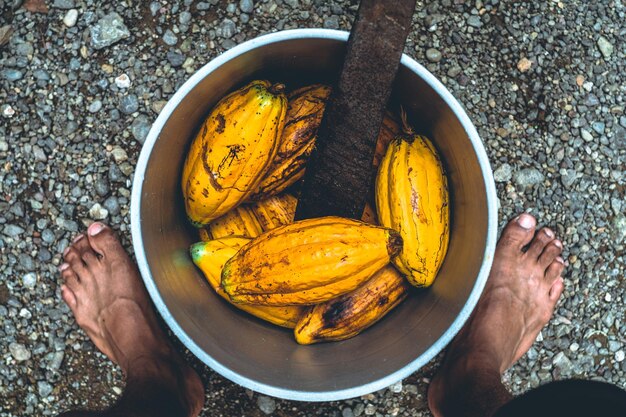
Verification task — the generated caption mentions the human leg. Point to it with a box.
[428,214,565,417]
[57,223,204,417]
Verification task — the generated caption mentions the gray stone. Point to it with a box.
[257,395,276,415]
[47,351,64,372]
[2,69,23,81]
[88,100,102,113]
[221,39,236,49]
[22,273,37,289]
[426,48,442,62]
[20,254,35,271]
[467,15,482,28]
[63,9,79,27]
[447,65,462,77]
[9,342,31,361]
[514,168,544,188]
[119,94,139,114]
[613,215,626,244]
[591,121,605,135]
[580,128,593,142]
[163,29,178,46]
[561,169,578,188]
[15,42,33,56]
[131,114,152,144]
[33,69,50,80]
[95,177,110,197]
[41,229,55,244]
[342,407,355,417]
[103,196,121,216]
[90,13,131,50]
[552,351,573,376]
[239,0,253,13]
[52,0,74,9]
[167,51,185,67]
[149,1,160,16]
[3,224,24,237]
[284,0,299,8]
[179,11,192,25]
[584,94,599,107]
[597,36,613,58]
[111,146,128,163]
[221,19,236,39]
[197,2,211,10]
[493,163,512,182]
[324,15,340,29]
[620,116,626,129]
[38,381,53,397]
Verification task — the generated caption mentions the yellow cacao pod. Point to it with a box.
[249,193,297,232]
[249,84,332,200]
[375,112,450,287]
[190,237,304,328]
[221,216,403,306]
[182,80,287,226]
[198,205,263,241]
[294,265,409,344]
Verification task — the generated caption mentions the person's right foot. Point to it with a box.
[428,213,565,416]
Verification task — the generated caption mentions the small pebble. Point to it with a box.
[89,203,109,220]
[163,29,178,46]
[22,273,37,289]
[517,57,532,72]
[131,114,152,144]
[597,36,613,58]
[88,100,102,113]
[63,9,78,27]
[324,15,340,29]
[239,0,253,13]
[467,15,482,28]
[119,94,139,114]
[9,342,31,362]
[115,73,131,89]
[257,395,276,415]
[426,48,442,62]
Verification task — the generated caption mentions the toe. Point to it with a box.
[61,284,77,309]
[72,233,101,267]
[544,257,565,287]
[538,239,563,268]
[63,246,87,274]
[526,227,555,259]
[87,222,124,258]
[497,214,537,253]
[549,276,565,302]
[60,263,80,291]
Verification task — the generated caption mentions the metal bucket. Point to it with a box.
[131,29,497,401]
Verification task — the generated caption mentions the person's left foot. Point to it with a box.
[59,222,204,416]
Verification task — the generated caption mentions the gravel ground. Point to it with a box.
[1,0,625,416]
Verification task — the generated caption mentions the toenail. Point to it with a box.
[63,246,71,256]
[59,263,70,272]
[556,256,564,264]
[543,228,554,238]
[72,234,84,243]
[88,222,105,236]
[553,240,562,248]
[516,214,535,229]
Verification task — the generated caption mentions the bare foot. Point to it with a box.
[59,223,204,416]
[428,213,565,416]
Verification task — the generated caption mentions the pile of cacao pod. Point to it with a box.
[182,80,450,344]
